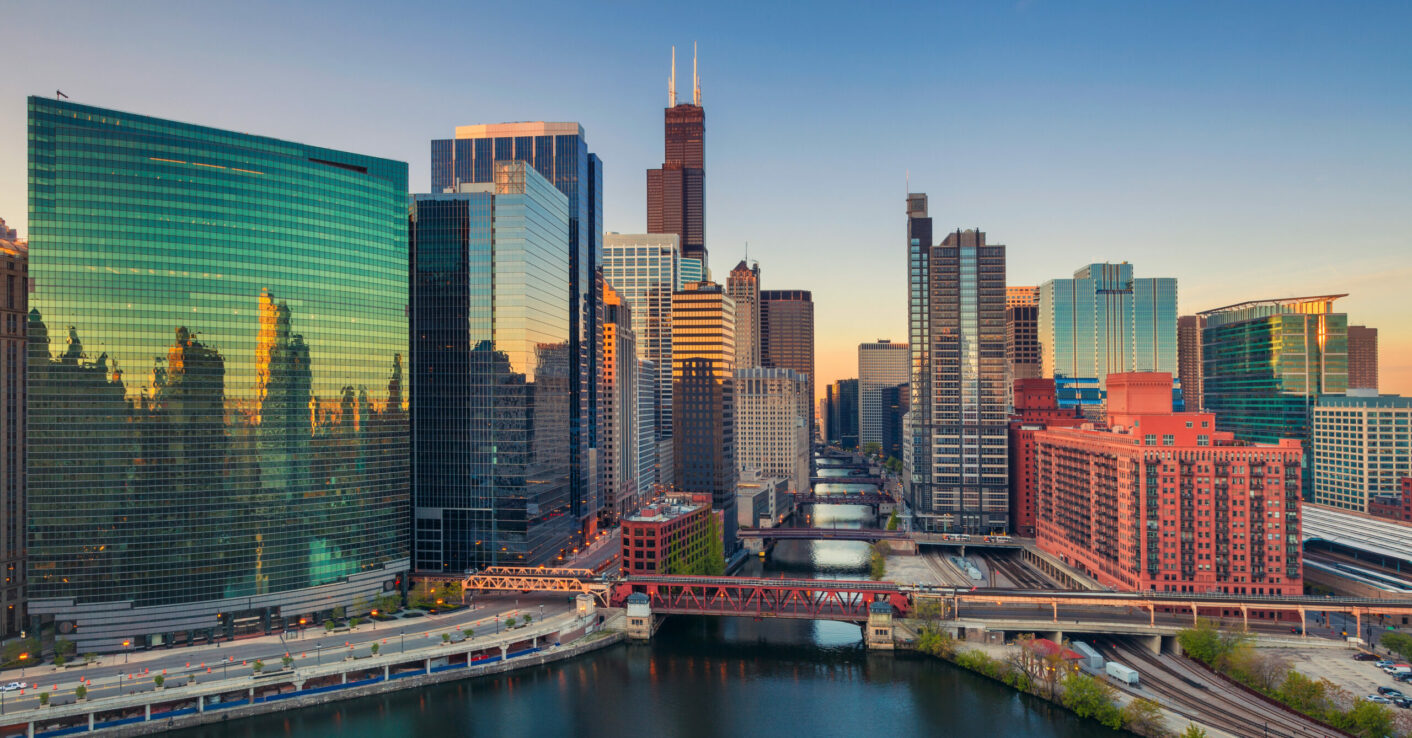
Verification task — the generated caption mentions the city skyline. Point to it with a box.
[2,1,1408,401]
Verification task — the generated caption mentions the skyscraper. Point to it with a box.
[0,218,24,634]
[648,46,707,271]
[1005,296,1041,385]
[671,281,737,547]
[601,282,641,521]
[905,203,1009,533]
[1039,263,1177,413]
[637,358,660,498]
[727,260,761,369]
[1347,325,1379,392]
[411,163,573,571]
[827,378,860,449]
[735,367,810,495]
[880,383,910,461]
[603,233,680,488]
[431,121,602,542]
[1312,394,1411,512]
[760,290,815,431]
[858,340,908,452]
[27,98,409,650]
[1177,314,1205,412]
[1200,295,1348,448]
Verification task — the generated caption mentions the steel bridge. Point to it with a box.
[736,527,907,543]
[611,575,911,622]
[809,476,884,486]
[456,567,1412,634]
[784,492,896,507]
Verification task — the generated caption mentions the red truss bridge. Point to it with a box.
[610,575,911,622]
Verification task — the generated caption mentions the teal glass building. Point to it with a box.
[1039,262,1178,414]
[27,98,409,650]
[410,162,573,570]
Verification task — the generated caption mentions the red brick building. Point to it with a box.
[1367,480,1412,523]
[620,493,720,575]
[1035,373,1304,596]
[1008,379,1085,537]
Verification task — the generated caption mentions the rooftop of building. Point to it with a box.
[1315,394,1412,409]
[453,121,585,139]
[1303,503,1412,565]
[1198,294,1346,316]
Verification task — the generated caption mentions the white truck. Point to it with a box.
[1072,641,1104,671]
[1106,661,1140,686]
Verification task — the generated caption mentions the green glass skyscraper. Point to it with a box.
[27,98,410,651]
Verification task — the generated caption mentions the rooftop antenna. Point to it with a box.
[692,42,701,106]
[745,241,749,264]
[669,46,677,107]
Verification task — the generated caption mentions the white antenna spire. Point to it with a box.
[692,42,701,106]
[669,46,677,107]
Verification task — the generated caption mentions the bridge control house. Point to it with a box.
[1034,373,1304,597]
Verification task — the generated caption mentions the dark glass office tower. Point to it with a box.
[431,123,602,542]
[905,205,1009,533]
[411,163,573,570]
[827,378,860,449]
[648,47,707,270]
[27,98,409,651]
[760,290,815,435]
[671,282,736,549]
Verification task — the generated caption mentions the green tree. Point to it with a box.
[702,514,726,575]
[281,655,293,669]
[1180,725,1207,738]
[523,613,532,625]
[2,637,38,665]
[462,628,474,639]
[862,442,882,457]
[1120,697,1165,736]
[371,643,380,656]
[38,693,49,706]
[505,617,517,628]
[1279,670,1332,715]
[324,621,336,632]
[1060,672,1122,729]
[1342,699,1395,738]
[252,660,264,674]
[441,632,451,644]
[331,606,345,620]
[75,685,87,700]
[153,675,165,688]
[352,595,370,617]
[52,654,66,667]
[1177,618,1249,667]
[885,511,900,531]
[1380,631,1412,661]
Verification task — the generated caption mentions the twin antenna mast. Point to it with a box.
[668,43,701,107]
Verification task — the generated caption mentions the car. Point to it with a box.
[1394,697,1412,710]
[1377,660,1396,669]
[1378,687,1405,697]
[1395,673,1412,683]
[0,682,25,692]
[1354,652,1379,661]
[1367,695,1393,704]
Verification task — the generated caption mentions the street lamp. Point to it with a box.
[316,643,322,666]
[18,652,26,678]
[123,640,131,664]
[371,610,378,631]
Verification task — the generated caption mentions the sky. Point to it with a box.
[3,0,1410,400]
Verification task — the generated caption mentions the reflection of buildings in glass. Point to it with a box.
[26,98,409,651]
[1,228,25,635]
[671,281,737,549]
[411,162,573,570]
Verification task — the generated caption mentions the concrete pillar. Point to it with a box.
[1240,605,1249,632]
[424,659,430,675]
[248,687,254,704]
[88,712,94,732]
[27,721,34,738]
[1051,601,1058,623]
[343,671,350,684]
[1148,605,1155,627]
[1190,602,1199,625]
[1142,635,1161,655]
[145,704,151,721]
[499,645,507,659]
[198,695,205,712]
[1162,635,1183,656]
[1299,607,1307,638]
[383,665,389,680]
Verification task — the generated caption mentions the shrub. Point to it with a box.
[38,693,49,706]
[75,685,87,700]
[281,655,293,668]
[523,614,532,625]
[325,621,336,632]
[462,628,474,639]
[252,660,264,674]
[154,675,165,688]
[1180,726,1207,738]
[1120,697,1165,736]
[53,654,66,667]
[371,643,380,655]
[441,633,451,644]
[506,617,517,628]
[349,617,363,628]
[1060,672,1122,729]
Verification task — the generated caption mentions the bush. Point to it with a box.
[523,613,532,625]
[154,675,165,688]
[1177,618,1248,668]
[325,621,336,632]
[1060,672,1122,729]
[38,693,49,706]
[371,643,380,656]
[441,633,451,644]
[462,628,474,639]
[53,654,66,667]
[75,685,87,700]
[1180,726,1207,738]
[506,617,518,628]
[1120,697,1166,736]
[349,617,363,628]
[281,655,293,668]
[252,660,264,674]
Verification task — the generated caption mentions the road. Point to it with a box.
[0,591,572,715]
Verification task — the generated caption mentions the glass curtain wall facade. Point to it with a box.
[0,223,24,635]
[411,163,572,571]
[671,282,737,548]
[1039,263,1177,412]
[827,378,860,449]
[1201,296,1348,496]
[431,123,601,540]
[603,233,679,489]
[906,219,1008,533]
[27,98,409,651]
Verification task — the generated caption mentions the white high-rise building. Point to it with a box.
[734,368,810,495]
[1312,393,1412,512]
[603,233,680,488]
[858,340,909,450]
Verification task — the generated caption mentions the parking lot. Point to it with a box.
[1269,646,1412,708]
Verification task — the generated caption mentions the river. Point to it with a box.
[168,474,1121,737]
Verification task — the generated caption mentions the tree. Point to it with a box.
[38,693,49,706]
[75,685,87,700]
[886,511,900,531]
[1060,672,1122,729]
[352,595,370,617]
[349,617,363,628]
[462,628,474,639]
[441,632,451,644]
[153,675,165,688]
[1120,697,1166,736]
[325,621,336,632]
[913,598,944,629]
[1180,725,1207,738]
[1279,670,1333,716]
[1225,646,1288,693]
[1177,618,1248,667]
[506,617,518,628]
[523,613,532,625]
[869,544,887,580]
[332,606,346,620]
[1342,699,1395,738]
[54,637,76,658]
[281,655,293,669]
[862,442,882,457]
[370,643,380,656]
[83,653,96,665]
[1381,631,1412,661]
[53,654,66,667]
[252,660,264,674]
[2,637,38,665]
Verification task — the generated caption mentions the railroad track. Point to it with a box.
[1099,641,1339,738]
[974,551,1055,589]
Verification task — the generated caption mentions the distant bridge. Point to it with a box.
[810,476,884,486]
[736,527,907,543]
[611,575,910,622]
[786,492,896,507]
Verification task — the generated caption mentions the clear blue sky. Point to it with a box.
[3,0,1409,395]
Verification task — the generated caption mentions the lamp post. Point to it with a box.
[123,640,131,664]
[316,643,322,666]
[371,610,378,631]
[18,652,27,679]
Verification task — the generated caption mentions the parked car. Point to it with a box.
[1353,652,1379,661]
[0,682,26,692]
[1395,673,1412,683]
[1367,695,1393,704]
[1377,687,1404,697]
[1376,659,1396,669]
[1393,697,1412,710]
